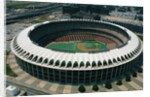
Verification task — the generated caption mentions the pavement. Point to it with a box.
[6,51,143,95]
[6,76,51,95]
[6,23,32,51]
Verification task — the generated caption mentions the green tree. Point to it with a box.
[138,68,143,73]
[94,15,101,20]
[116,80,122,85]
[132,72,137,77]
[105,81,112,89]
[78,85,86,93]
[126,75,131,82]
[92,84,99,91]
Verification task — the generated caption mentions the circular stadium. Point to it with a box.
[11,19,143,84]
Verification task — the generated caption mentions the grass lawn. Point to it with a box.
[6,51,17,77]
[6,64,17,77]
[138,35,143,41]
[48,42,78,52]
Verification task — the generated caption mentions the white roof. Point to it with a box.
[6,86,17,91]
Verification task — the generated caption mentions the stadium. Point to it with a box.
[11,19,143,84]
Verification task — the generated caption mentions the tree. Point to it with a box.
[105,81,112,89]
[138,68,143,73]
[92,84,99,91]
[126,75,131,82]
[132,72,137,77]
[116,80,122,85]
[94,15,101,20]
[78,85,86,93]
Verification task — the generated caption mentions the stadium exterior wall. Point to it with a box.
[15,55,141,84]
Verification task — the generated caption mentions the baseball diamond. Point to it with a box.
[11,19,143,84]
[47,40,107,52]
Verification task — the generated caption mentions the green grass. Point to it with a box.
[47,40,107,53]
[138,35,143,41]
[48,42,78,52]
[6,51,17,77]
[84,43,97,49]
[31,15,50,24]
[6,64,17,77]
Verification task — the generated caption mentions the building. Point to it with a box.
[11,19,143,84]
[6,85,27,96]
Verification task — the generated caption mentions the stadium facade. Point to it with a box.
[11,19,143,84]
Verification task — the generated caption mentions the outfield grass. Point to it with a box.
[47,40,107,52]
[48,42,78,52]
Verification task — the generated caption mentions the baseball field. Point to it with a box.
[47,40,107,52]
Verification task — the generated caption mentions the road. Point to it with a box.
[6,4,62,24]
[6,77,51,96]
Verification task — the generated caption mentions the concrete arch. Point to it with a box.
[124,54,128,59]
[113,58,117,63]
[61,60,66,67]
[117,57,121,62]
[80,61,84,68]
[43,58,48,64]
[33,56,38,62]
[49,59,54,65]
[86,61,90,68]
[108,59,113,65]
[67,61,72,67]
[28,54,34,60]
[103,60,107,66]
[24,53,30,58]
[121,56,125,61]
[92,61,96,67]
[97,61,102,67]
[127,53,131,58]
[55,60,60,66]
[73,61,78,68]
[37,57,43,63]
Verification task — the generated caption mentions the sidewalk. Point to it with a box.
[6,52,143,95]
